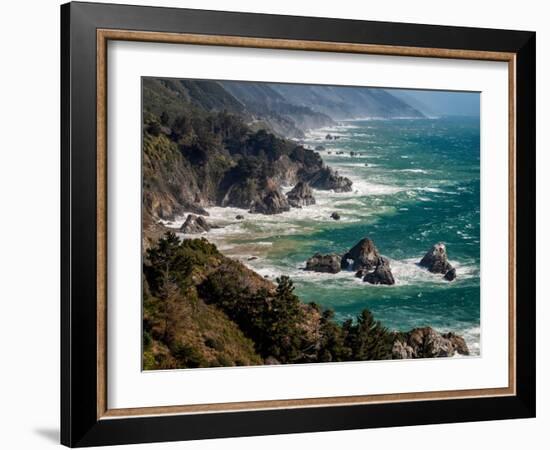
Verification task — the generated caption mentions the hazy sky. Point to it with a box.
[388,89,480,117]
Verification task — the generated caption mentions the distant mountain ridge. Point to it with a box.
[266,83,424,121]
[143,78,424,139]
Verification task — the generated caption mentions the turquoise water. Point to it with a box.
[174,117,481,354]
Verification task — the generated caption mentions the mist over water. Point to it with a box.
[171,117,481,355]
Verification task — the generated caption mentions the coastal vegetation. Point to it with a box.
[141,77,475,369]
[143,233,468,370]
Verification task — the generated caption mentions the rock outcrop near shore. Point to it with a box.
[307,167,353,192]
[305,253,342,274]
[306,237,396,285]
[419,242,457,281]
[392,327,469,358]
[180,214,211,234]
[249,180,291,215]
[342,238,382,271]
[286,181,316,208]
[363,257,395,285]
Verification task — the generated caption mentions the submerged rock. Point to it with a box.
[331,212,341,220]
[180,214,211,234]
[235,214,245,220]
[305,253,342,274]
[392,327,469,359]
[315,145,325,151]
[286,181,316,208]
[341,237,381,271]
[363,257,395,285]
[325,134,333,140]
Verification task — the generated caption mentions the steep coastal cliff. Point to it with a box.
[143,78,353,223]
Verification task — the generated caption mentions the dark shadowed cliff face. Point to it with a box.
[143,108,352,220]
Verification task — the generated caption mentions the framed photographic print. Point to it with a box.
[60,1,536,447]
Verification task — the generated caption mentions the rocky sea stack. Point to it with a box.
[342,237,382,271]
[249,187,290,214]
[180,214,211,234]
[286,181,316,208]
[305,253,342,274]
[419,242,457,281]
[363,257,395,285]
[305,237,395,285]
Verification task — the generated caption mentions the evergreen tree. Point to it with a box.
[345,310,393,360]
[160,111,170,126]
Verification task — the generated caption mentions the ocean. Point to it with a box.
[171,116,481,355]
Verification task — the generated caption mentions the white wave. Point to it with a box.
[344,116,421,121]
[337,163,380,170]
[390,257,478,286]
[333,166,405,196]
[460,326,481,356]
[416,187,444,193]
[399,168,429,174]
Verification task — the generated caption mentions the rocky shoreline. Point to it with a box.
[143,232,469,370]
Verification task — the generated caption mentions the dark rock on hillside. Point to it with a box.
[392,327,469,359]
[249,183,290,215]
[444,268,457,281]
[180,214,211,234]
[419,242,453,274]
[286,181,316,208]
[307,167,353,192]
[331,212,341,220]
[363,257,395,285]
[341,237,381,271]
[305,253,342,274]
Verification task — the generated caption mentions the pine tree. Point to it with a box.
[345,309,393,360]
